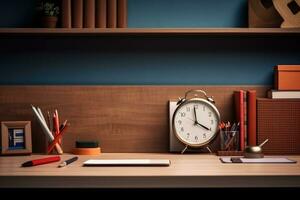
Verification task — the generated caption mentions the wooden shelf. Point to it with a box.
[0,28,300,36]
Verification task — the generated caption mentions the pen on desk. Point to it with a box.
[22,156,61,167]
[58,156,78,168]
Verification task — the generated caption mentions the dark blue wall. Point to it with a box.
[128,0,248,27]
[0,0,299,85]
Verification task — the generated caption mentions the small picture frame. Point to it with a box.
[1,121,32,155]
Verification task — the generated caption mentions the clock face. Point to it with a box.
[173,99,220,147]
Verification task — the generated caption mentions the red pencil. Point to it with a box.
[54,111,61,145]
[22,156,60,167]
[47,123,69,154]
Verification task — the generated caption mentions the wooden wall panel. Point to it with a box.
[0,86,269,153]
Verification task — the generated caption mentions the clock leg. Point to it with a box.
[181,145,188,154]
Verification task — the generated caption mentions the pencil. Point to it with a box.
[47,123,69,154]
[31,105,63,154]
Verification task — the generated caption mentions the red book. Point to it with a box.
[234,90,245,151]
[117,0,127,28]
[61,0,72,28]
[107,0,117,28]
[72,0,83,28]
[84,0,95,28]
[96,0,107,28]
[247,90,257,146]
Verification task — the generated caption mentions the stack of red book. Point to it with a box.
[61,0,128,28]
[234,90,257,151]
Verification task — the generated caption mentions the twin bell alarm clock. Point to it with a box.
[169,90,220,153]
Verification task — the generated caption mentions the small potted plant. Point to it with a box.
[37,1,60,28]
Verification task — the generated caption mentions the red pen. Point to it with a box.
[22,156,61,167]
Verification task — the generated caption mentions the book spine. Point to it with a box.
[247,90,257,146]
[243,91,247,147]
[234,90,245,151]
[96,0,107,28]
[267,90,300,99]
[84,0,95,28]
[117,0,127,28]
[72,0,83,28]
[62,0,72,28]
[107,0,117,28]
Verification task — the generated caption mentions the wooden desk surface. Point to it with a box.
[1,153,300,188]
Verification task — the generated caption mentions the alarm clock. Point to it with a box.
[169,90,220,154]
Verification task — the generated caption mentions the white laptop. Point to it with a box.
[83,159,171,166]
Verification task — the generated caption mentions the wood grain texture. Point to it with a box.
[0,85,269,153]
[0,154,299,188]
[248,0,283,28]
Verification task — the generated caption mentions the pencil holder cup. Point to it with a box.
[220,130,239,151]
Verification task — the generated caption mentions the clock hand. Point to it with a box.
[195,122,210,131]
[193,106,198,123]
[194,106,210,130]
[186,117,210,130]
[186,117,195,123]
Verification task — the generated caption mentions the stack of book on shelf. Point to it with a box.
[268,65,300,99]
[234,90,257,150]
[256,65,300,155]
[61,0,127,28]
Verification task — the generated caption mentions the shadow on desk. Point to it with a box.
[1,188,299,197]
